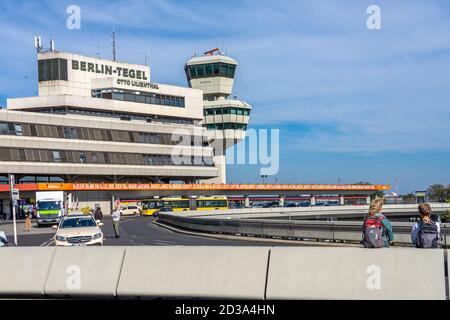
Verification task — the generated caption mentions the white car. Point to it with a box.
[117,205,142,216]
[53,213,104,246]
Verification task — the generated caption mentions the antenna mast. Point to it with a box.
[112,26,116,61]
[145,48,150,66]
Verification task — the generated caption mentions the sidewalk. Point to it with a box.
[0,220,54,236]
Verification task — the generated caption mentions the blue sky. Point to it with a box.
[0,0,449,193]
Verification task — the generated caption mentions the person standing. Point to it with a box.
[411,203,440,248]
[0,231,7,247]
[362,197,394,248]
[94,207,104,223]
[111,208,121,238]
[24,209,32,232]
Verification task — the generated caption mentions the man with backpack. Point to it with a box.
[411,203,440,248]
[362,197,394,248]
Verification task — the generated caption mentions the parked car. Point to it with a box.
[117,205,142,216]
[284,202,298,208]
[263,201,280,208]
[53,213,103,246]
[252,203,265,208]
[233,203,244,209]
[153,207,174,217]
[299,202,310,207]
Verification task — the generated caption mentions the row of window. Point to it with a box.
[204,107,251,116]
[92,88,185,108]
[38,59,68,82]
[36,108,195,126]
[185,63,236,80]
[0,121,206,146]
[0,175,65,184]
[205,123,248,130]
[0,148,215,167]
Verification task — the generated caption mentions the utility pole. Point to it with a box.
[8,174,18,246]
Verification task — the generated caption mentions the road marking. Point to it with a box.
[153,240,176,245]
[129,239,145,246]
[40,237,54,246]
[154,242,172,246]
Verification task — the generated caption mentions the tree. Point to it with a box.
[427,184,447,201]
[352,182,384,199]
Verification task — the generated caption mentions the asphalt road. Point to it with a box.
[0,216,300,247]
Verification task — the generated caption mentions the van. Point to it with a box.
[118,205,142,216]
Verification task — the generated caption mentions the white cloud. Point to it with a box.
[0,0,449,153]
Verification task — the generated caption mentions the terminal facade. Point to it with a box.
[0,44,252,215]
[0,46,251,186]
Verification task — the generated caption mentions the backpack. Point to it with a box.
[416,220,439,248]
[363,216,384,248]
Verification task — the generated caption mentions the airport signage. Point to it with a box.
[71,59,149,80]
[116,78,159,90]
[11,189,19,200]
[0,183,390,192]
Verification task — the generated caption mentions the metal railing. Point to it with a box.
[157,214,450,247]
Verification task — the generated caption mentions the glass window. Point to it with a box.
[205,64,213,76]
[0,123,8,134]
[213,63,220,75]
[189,66,197,78]
[79,152,87,163]
[63,127,77,139]
[51,59,59,80]
[236,109,244,115]
[219,63,227,76]
[52,151,62,162]
[18,149,26,161]
[227,64,236,77]
[196,65,205,77]
[112,92,124,100]
[145,155,154,165]
[38,60,45,81]
[104,153,110,164]
[45,60,52,81]
[14,124,22,136]
[29,124,37,136]
[59,59,68,81]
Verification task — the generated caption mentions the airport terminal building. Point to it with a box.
[0,47,251,187]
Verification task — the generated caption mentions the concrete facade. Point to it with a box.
[0,49,223,184]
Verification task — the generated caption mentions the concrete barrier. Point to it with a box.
[266,247,446,300]
[117,246,269,299]
[0,247,55,296]
[44,246,126,297]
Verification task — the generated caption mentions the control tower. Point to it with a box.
[185,48,251,183]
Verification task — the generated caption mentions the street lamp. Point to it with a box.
[261,175,268,184]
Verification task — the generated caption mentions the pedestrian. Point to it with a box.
[411,203,440,248]
[111,208,121,238]
[24,209,32,232]
[0,230,7,247]
[362,197,394,248]
[94,207,104,222]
